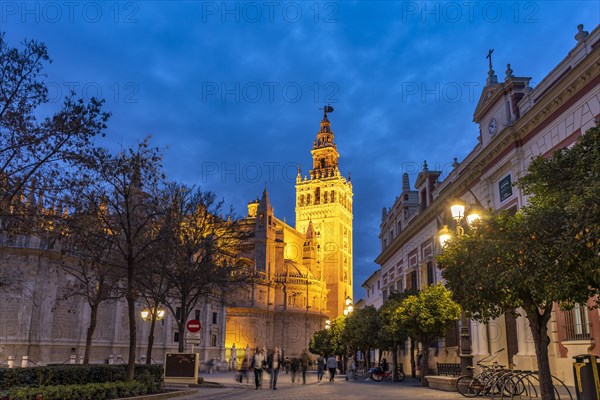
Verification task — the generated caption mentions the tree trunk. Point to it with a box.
[126,285,137,381]
[83,302,99,364]
[524,303,555,400]
[420,342,430,387]
[145,305,158,364]
[178,320,185,352]
[410,338,416,378]
[392,343,400,381]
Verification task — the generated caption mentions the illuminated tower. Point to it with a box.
[295,108,353,317]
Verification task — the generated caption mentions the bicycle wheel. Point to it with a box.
[396,371,405,382]
[456,376,482,398]
[371,372,384,382]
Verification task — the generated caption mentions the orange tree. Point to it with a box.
[395,283,460,386]
[438,123,600,400]
[377,292,411,379]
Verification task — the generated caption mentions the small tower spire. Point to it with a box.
[402,173,410,191]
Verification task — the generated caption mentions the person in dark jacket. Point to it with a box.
[326,355,337,382]
[316,354,325,382]
[290,357,300,384]
[300,350,311,384]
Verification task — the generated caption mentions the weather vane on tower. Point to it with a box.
[319,104,334,119]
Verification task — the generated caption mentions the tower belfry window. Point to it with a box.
[315,188,320,205]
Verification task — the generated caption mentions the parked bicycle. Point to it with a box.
[456,348,573,399]
[368,366,405,382]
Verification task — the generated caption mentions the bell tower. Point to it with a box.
[295,108,353,317]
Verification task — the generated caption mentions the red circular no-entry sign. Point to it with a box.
[186,319,202,333]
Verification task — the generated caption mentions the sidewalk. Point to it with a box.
[170,371,466,400]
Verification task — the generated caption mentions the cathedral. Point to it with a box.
[0,110,353,366]
[225,109,354,358]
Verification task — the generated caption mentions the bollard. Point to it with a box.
[69,354,76,364]
[7,356,14,368]
[78,355,84,364]
[21,355,29,368]
[109,354,114,364]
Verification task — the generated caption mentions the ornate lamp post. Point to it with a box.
[343,296,354,316]
[141,306,166,364]
[438,200,481,376]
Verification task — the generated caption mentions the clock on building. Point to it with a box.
[488,117,498,135]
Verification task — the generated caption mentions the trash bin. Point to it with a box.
[573,354,600,400]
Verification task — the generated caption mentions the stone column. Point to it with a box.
[515,312,529,356]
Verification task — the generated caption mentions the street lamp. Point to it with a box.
[325,319,331,330]
[439,199,481,376]
[343,296,353,316]
[141,305,165,364]
[140,307,165,321]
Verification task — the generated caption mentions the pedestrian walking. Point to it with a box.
[284,357,291,374]
[326,355,337,382]
[267,346,282,390]
[240,356,249,383]
[251,347,266,389]
[300,349,311,384]
[347,355,356,381]
[290,357,300,384]
[316,354,325,382]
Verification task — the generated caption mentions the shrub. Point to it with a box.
[0,365,163,391]
[2,380,161,400]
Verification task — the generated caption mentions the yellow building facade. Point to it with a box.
[225,111,353,359]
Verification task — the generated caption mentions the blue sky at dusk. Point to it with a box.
[3,1,598,300]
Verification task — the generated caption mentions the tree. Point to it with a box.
[345,306,379,368]
[309,329,332,356]
[0,33,109,232]
[60,199,123,364]
[518,122,600,289]
[328,316,347,357]
[439,124,600,400]
[395,283,461,386]
[72,139,164,381]
[161,183,252,352]
[135,234,171,364]
[378,292,410,380]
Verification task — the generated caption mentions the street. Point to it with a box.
[173,372,465,400]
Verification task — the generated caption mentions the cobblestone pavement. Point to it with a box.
[172,372,465,400]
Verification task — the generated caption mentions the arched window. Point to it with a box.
[306,194,311,205]
[331,191,335,203]
[324,191,328,203]
[315,188,320,205]
[299,195,304,207]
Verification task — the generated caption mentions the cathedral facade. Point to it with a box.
[0,111,353,367]
[225,111,353,358]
